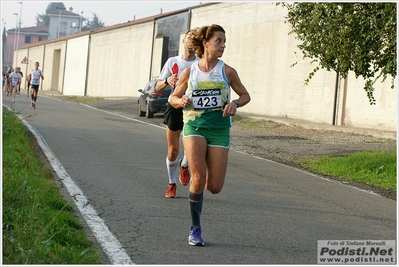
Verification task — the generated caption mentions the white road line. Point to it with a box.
[3,104,134,265]
[80,103,166,129]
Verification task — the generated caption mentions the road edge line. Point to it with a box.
[3,104,135,265]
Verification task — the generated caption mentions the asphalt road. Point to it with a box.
[3,94,396,265]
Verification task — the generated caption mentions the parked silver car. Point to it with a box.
[137,77,171,118]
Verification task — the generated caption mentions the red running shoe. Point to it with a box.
[179,159,190,186]
[165,184,176,198]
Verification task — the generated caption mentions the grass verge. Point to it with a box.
[233,115,281,130]
[299,151,396,190]
[2,110,104,264]
[233,115,396,191]
[58,95,105,104]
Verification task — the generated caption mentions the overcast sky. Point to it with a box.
[1,1,203,29]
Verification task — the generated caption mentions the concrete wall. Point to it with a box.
[156,12,191,58]
[190,2,338,125]
[15,2,396,132]
[152,36,164,80]
[85,22,155,97]
[190,2,397,130]
[42,41,67,91]
[63,36,90,96]
[343,72,397,131]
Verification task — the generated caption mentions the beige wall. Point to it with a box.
[18,2,396,132]
[190,2,337,124]
[190,2,396,131]
[86,22,155,97]
[63,36,90,96]
[25,47,45,71]
[151,36,164,79]
[42,41,67,92]
[342,73,397,131]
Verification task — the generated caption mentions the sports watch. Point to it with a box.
[164,78,168,85]
[234,99,241,108]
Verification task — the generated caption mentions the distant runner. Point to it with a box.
[28,62,44,109]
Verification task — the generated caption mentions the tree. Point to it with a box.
[281,3,396,105]
[35,3,105,31]
[35,2,66,26]
[35,12,50,27]
[86,13,105,30]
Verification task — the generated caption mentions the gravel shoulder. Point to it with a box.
[81,98,397,201]
[230,119,396,200]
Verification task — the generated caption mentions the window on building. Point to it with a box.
[59,21,67,36]
[38,37,43,42]
[25,36,31,44]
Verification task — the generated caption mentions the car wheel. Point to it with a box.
[146,103,154,118]
[138,101,145,117]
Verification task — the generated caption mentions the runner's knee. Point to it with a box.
[206,184,223,194]
[167,145,179,160]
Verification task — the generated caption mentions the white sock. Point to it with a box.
[180,151,189,168]
[166,157,178,184]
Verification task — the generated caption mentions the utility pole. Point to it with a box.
[15,2,22,65]
[13,13,17,53]
[57,7,66,38]
[80,11,83,32]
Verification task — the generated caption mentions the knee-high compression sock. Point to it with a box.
[189,192,203,227]
[166,157,178,184]
[31,94,34,101]
[180,151,189,168]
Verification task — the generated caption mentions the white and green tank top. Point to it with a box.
[184,60,231,129]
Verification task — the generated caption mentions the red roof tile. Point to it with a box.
[7,26,48,34]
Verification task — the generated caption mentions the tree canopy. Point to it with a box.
[281,3,396,105]
[86,13,105,30]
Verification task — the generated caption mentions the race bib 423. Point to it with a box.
[192,89,222,110]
